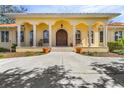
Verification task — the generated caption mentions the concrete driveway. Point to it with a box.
[0,52,123,88]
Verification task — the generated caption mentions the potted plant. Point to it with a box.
[11,43,17,52]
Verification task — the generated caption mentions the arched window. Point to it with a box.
[91,31,94,44]
[43,30,49,43]
[115,31,123,41]
[99,25,104,43]
[100,31,103,43]
[76,30,81,44]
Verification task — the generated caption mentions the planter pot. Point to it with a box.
[43,48,51,53]
[75,47,82,53]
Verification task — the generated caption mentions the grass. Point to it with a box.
[0,52,45,59]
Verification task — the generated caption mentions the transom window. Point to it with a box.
[43,30,49,43]
[100,31,103,42]
[1,31,9,42]
[76,30,81,44]
[115,31,123,41]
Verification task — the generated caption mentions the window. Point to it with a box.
[91,31,94,44]
[76,30,81,44]
[1,31,9,42]
[20,31,24,42]
[15,31,24,42]
[115,31,123,41]
[100,31,103,42]
[30,31,33,46]
[43,30,49,43]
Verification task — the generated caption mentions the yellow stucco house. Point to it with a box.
[0,13,123,52]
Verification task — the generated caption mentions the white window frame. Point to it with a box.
[1,31,9,42]
[115,31,123,41]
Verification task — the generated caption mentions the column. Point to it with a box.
[17,25,21,47]
[73,25,76,46]
[104,25,108,47]
[33,24,36,47]
[88,26,92,47]
[49,24,52,47]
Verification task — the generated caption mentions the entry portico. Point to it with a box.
[2,13,121,52]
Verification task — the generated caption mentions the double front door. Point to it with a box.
[56,29,68,46]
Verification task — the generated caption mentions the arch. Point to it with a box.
[36,22,48,26]
[37,23,49,32]
[56,29,68,46]
[93,21,105,26]
[53,20,71,26]
[20,21,33,25]
[76,22,88,27]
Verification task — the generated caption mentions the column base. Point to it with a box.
[32,46,36,48]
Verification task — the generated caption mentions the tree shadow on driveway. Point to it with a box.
[0,63,123,88]
[91,62,124,87]
[0,65,90,88]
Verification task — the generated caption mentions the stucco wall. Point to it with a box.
[1,17,122,52]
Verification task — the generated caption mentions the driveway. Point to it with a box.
[0,52,123,88]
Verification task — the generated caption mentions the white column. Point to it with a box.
[73,25,76,46]
[33,24,36,47]
[105,26,108,47]
[49,24,52,47]
[88,26,92,47]
[104,25,108,47]
[17,25,21,47]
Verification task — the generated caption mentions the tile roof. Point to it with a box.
[108,22,124,26]
[0,24,17,27]
[0,22,124,27]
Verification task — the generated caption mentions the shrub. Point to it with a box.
[11,43,17,52]
[11,43,17,49]
[112,49,124,55]
[0,47,9,52]
[107,42,123,52]
[118,38,124,47]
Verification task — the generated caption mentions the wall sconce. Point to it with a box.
[61,24,63,28]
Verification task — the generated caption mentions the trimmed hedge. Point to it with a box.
[108,42,123,52]
[0,47,9,52]
[112,49,124,55]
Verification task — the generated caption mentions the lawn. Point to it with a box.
[0,52,45,59]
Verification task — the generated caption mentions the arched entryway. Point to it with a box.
[56,29,68,46]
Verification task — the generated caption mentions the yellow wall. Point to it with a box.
[0,27,16,48]
[1,16,123,52]
[108,27,124,42]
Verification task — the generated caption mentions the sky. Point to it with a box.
[24,5,124,23]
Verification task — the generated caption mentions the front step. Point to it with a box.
[51,47,74,52]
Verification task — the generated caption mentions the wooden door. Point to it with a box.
[56,29,68,46]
